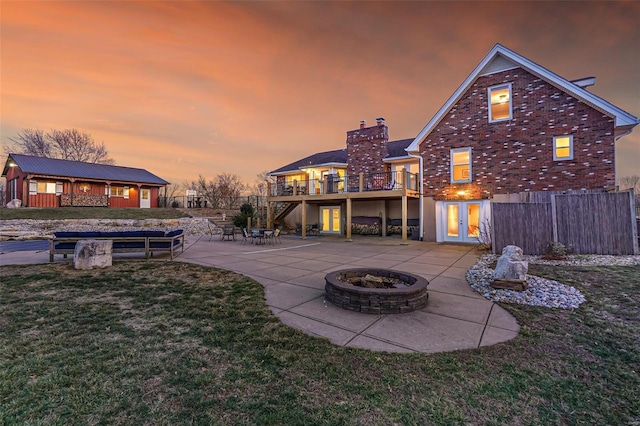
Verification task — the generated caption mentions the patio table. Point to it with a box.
[251,228,274,245]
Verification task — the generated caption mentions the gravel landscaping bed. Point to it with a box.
[466,254,639,309]
[0,218,213,241]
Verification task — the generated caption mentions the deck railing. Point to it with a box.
[269,170,418,197]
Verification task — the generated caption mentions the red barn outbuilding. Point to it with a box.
[2,154,169,208]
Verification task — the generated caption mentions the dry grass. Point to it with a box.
[1,261,638,425]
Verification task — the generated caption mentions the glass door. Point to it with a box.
[320,206,341,234]
[443,202,480,242]
[446,203,460,238]
[466,203,480,239]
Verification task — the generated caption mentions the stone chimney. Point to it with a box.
[346,118,389,176]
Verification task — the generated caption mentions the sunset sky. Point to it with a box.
[1,1,638,189]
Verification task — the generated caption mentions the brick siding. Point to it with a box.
[419,67,616,199]
[347,124,389,176]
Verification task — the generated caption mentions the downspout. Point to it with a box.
[407,149,424,240]
[613,123,638,187]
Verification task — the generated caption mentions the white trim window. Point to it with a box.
[553,135,574,161]
[29,180,62,195]
[488,83,512,122]
[451,147,472,183]
[109,186,130,198]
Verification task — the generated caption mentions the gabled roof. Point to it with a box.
[3,154,169,185]
[269,139,415,175]
[386,139,415,159]
[406,43,639,153]
[269,148,347,175]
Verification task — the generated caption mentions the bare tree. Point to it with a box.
[216,172,246,208]
[0,176,6,206]
[193,175,221,208]
[618,175,640,192]
[6,129,52,158]
[193,173,246,209]
[5,128,114,164]
[164,182,183,199]
[155,182,183,207]
[252,170,274,198]
[618,175,640,203]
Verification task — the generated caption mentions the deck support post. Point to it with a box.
[301,199,307,239]
[346,197,352,241]
[401,195,408,244]
[381,201,387,237]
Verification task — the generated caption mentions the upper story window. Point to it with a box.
[29,180,62,195]
[451,148,472,183]
[553,135,574,161]
[488,83,512,122]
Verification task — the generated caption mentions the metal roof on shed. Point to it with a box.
[3,154,169,185]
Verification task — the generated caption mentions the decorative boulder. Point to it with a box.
[74,239,113,270]
[493,245,528,289]
[6,199,22,208]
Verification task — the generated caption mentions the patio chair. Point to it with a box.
[252,228,266,245]
[383,180,396,190]
[273,227,282,244]
[241,228,254,245]
[208,218,223,241]
[263,229,275,245]
[221,225,235,241]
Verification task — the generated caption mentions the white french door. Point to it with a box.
[442,201,482,243]
[320,206,341,234]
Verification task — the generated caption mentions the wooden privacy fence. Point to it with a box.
[492,190,638,255]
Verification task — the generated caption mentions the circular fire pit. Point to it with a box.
[325,268,429,314]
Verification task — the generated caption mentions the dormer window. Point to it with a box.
[488,83,512,122]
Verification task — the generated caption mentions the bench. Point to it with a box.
[49,229,185,262]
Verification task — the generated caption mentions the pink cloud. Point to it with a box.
[1,1,638,185]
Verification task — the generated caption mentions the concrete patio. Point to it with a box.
[0,234,520,354]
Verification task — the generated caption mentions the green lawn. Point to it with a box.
[1,262,638,425]
[0,207,189,220]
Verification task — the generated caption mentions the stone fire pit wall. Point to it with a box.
[325,268,429,314]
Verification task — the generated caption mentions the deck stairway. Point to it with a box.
[273,202,296,224]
